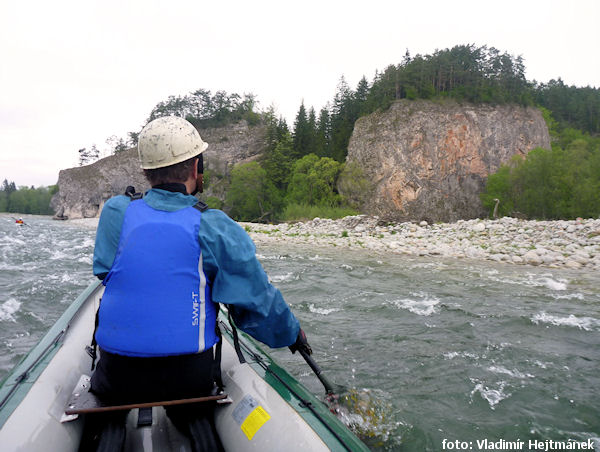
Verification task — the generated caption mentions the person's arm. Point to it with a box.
[199,210,300,348]
[92,196,130,280]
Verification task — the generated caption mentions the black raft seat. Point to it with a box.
[64,375,229,416]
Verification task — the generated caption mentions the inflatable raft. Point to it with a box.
[0,281,369,451]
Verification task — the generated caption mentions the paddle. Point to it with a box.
[297,348,351,417]
[298,349,345,396]
[298,349,393,438]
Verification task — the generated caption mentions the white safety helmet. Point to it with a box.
[138,116,208,169]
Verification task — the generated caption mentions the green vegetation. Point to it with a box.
[148,89,260,130]
[286,154,344,207]
[282,204,358,222]
[0,179,57,215]
[225,162,281,222]
[481,123,600,219]
[224,154,358,222]
[58,43,598,222]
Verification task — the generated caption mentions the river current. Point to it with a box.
[1,213,599,451]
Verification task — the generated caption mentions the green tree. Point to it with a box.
[292,101,312,159]
[330,76,356,162]
[261,132,294,192]
[337,162,374,210]
[482,132,600,220]
[315,106,330,157]
[480,164,515,217]
[286,154,343,207]
[225,162,280,222]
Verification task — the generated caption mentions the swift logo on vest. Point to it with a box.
[192,291,200,326]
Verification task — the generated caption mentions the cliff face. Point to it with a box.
[345,100,551,223]
[52,120,267,219]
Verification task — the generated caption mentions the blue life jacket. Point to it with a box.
[95,199,218,357]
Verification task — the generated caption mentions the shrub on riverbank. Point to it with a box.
[482,116,600,220]
[281,203,358,222]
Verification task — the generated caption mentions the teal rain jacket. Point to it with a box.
[93,188,300,350]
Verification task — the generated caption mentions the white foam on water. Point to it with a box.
[411,262,443,270]
[389,292,440,316]
[26,311,45,322]
[487,365,535,380]
[308,303,340,315]
[470,380,510,410]
[443,351,479,360]
[484,271,569,292]
[0,235,26,246]
[0,298,21,322]
[78,256,93,264]
[60,273,79,283]
[531,312,600,331]
[269,272,296,283]
[255,253,288,260]
[541,277,567,291]
[49,249,70,260]
[340,264,353,271]
[550,293,585,301]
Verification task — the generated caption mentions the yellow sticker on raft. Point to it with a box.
[240,405,271,440]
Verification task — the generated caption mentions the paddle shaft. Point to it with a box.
[298,349,336,395]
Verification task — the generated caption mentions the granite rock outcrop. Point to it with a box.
[344,100,551,223]
[51,120,267,219]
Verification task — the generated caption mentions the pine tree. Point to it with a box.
[292,101,311,159]
[316,106,331,157]
[330,76,356,162]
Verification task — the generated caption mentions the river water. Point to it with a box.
[1,213,599,451]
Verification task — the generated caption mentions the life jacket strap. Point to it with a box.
[213,323,224,392]
[227,307,246,364]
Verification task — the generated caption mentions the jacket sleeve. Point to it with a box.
[198,210,300,348]
[93,196,130,280]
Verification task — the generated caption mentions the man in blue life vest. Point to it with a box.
[88,115,311,451]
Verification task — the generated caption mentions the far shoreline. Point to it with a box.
[61,214,600,271]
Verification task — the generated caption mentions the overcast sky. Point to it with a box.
[1,0,599,187]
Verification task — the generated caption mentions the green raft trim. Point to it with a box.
[0,279,102,428]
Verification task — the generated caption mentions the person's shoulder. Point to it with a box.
[101,195,131,216]
[199,210,254,245]
[201,208,232,221]
[201,209,245,232]
[104,195,131,208]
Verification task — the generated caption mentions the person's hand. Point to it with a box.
[289,329,312,355]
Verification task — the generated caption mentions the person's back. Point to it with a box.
[85,116,312,451]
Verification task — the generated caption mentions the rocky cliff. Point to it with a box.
[344,100,551,223]
[52,120,267,219]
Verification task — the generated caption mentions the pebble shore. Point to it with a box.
[67,215,600,270]
[241,216,600,271]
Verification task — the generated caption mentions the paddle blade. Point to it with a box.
[326,387,395,446]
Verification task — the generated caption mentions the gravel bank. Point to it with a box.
[241,216,600,271]
[66,215,600,270]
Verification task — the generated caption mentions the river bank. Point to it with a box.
[64,214,600,271]
[240,216,600,271]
